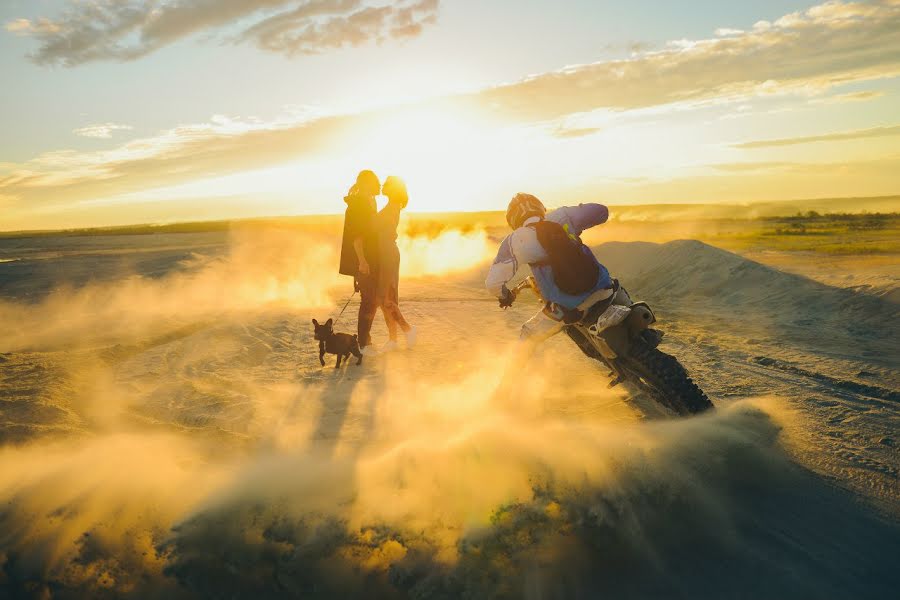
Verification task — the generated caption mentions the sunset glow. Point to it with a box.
[2,0,899,230]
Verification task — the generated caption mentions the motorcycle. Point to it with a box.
[507,276,712,416]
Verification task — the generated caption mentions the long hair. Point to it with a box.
[349,169,380,197]
[382,175,408,209]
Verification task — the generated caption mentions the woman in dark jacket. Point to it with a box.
[339,170,381,353]
[376,176,416,351]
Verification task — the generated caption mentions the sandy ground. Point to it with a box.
[742,251,900,304]
[0,228,898,598]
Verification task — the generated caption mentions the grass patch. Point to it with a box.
[707,213,900,255]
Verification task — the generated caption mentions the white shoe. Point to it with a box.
[405,325,418,349]
[381,340,399,353]
[360,345,379,357]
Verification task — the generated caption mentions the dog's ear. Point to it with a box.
[312,318,319,326]
[326,318,333,327]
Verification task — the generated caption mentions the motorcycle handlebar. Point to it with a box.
[511,276,536,295]
[498,276,536,310]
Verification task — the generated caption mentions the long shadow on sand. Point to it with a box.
[306,366,368,459]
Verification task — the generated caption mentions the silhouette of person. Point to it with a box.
[376,176,416,350]
[339,170,381,353]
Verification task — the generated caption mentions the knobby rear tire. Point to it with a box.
[621,343,713,415]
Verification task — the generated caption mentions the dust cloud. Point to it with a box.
[1,228,897,598]
[398,228,494,278]
[0,226,494,353]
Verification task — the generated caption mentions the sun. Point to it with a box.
[349,106,509,213]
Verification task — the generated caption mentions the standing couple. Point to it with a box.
[339,170,417,356]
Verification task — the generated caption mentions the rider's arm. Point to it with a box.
[485,235,518,297]
[557,203,609,236]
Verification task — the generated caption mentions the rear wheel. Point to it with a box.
[620,342,713,415]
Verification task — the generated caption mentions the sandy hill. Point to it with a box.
[596,240,899,367]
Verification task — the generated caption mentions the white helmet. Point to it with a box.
[505,193,546,229]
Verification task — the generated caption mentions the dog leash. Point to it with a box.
[331,290,357,328]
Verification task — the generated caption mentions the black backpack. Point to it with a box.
[529,220,600,295]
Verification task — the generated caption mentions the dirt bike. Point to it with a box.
[508,277,713,416]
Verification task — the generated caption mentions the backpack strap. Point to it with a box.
[525,222,549,267]
[527,220,582,265]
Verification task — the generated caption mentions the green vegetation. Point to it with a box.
[0,219,234,239]
[709,212,900,255]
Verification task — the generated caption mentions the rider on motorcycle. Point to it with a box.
[485,193,623,345]
[485,194,713,414]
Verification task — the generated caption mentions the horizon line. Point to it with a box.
[1,193,898,236]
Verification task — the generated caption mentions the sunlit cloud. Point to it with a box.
[5,17,60,34]
[6,0,441,66]
[712,156,900,174]
[733,124,900,149]
[73,123,135,139]
[712,162,797,173]
[3,0,900,229]
[569,156,900,205]
[241,0,439,56]
[550,126,603,139]
[0,112,367,205]
[812,90,885,104]
[467,0,900,121]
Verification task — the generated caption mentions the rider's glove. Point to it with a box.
[498,285,516,309]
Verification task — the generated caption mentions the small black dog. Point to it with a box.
[312,318,363,368]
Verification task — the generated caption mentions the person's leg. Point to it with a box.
[393,306,411,333]
[382,301,399,341]
[519,306,566,345]
[357,275,378,348]
[383,287,410,333]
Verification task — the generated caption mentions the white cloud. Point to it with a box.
[73,123,135,139]
[469,0,900,122]
[2,0,899,214]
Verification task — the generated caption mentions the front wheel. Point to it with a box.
[619,343,713,415]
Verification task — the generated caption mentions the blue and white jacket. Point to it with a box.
[485,204,611,309]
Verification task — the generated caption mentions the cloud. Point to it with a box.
[712,161,796,173]
[0,112,372,209]
[711,156,900,174]
[6,0,440,66]
[5,17,60,34]
[551,126,603,139]
[241,0,438,56]
[466,0,900,122]
[568,157,900,205]
[733,124,900,148]
[73,123,135,139]
[813,90,886,104]
[3,0,900,221]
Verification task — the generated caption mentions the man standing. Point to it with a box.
[340,170,381,356]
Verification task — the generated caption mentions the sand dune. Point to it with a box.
[0,229,897,598]
[598,240,899,364]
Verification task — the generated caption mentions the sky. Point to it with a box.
[1,0,899,230]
